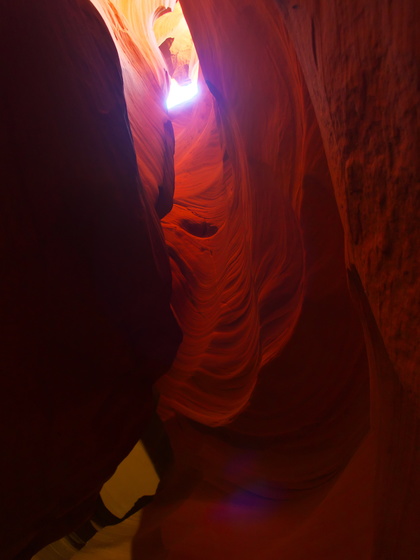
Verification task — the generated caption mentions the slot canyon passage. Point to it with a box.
[1,0,419,559]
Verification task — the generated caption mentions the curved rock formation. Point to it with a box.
[0,1,181,557]
[1,0,418,559]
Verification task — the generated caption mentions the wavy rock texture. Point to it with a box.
[1,0,418,559]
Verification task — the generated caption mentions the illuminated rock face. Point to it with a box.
[1,1,418,559]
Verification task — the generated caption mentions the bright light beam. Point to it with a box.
[167,79,198,109]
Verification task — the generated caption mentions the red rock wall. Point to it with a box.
[0,1,181,558]
[274,2,420,558]
[135,0,419,558]
[1,0,418,558]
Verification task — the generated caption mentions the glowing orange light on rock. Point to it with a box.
[154,2,200,109]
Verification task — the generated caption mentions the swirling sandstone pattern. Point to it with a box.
[1,1,418,558]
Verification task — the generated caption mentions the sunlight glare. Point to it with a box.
[166,78,198,109]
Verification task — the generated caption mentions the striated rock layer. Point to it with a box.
[1,0,418,559]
